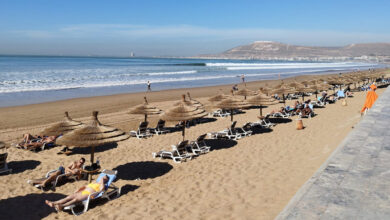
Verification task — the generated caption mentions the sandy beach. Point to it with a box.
[0,69,387,219]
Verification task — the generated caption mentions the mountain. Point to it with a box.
[199,41,390,62]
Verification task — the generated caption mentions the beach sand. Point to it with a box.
[0,70,387,219]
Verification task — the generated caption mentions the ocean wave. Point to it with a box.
[0,70,198,86]
[0,74,237,93]
[207,62,373,68]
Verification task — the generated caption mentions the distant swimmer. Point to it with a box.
[147,81,151,91]
[241,74,246,86]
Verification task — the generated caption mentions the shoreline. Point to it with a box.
[0,68,388,130]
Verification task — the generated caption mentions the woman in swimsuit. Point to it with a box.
[45,175,109,211]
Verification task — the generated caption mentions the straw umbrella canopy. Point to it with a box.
[208,91,231,102]
[271,86,294,106]
[178,92,204,109]
[0,141,5,150]
[294,86,315,101]
[57,111,129,164]
[41,112,83,136]
[161,95,208,141]
[129,97,162,122]
[288,81,304,89]
[187,92,202,105]
[215,97,251,122]
[248,93,278,117]
[235,88,257,100]
[259,87,272,96]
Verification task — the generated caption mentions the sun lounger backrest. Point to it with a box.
[242,123,251,130]
[196,134,207,143]
[96,170,117,192]
[156,120,165,129]
[0,153,7,169]
[176,140,189,154]
[139,121,149,132]
[231,121,237,130]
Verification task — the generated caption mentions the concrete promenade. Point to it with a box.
[277,87,390,219]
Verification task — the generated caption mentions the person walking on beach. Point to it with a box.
[147,81,151,92]
[241,74,245,83]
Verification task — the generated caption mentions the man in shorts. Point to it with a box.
[28,158,85,188]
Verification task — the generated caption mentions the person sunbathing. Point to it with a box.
[28,158,85,188]
[300,106,313,117]
[19,134,58,150]
[45,175,109,211]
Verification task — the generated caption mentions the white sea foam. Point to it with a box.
[206,62,373,69]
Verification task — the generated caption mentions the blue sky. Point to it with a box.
[1,0,389,56]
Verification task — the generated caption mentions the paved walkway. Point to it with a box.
[277,87,390,219]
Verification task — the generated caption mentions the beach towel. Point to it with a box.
[361,90,378,113]
[337,90,345,98]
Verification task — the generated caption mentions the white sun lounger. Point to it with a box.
[63,169,121,216]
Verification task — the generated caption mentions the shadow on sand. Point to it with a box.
[70,142,118,155]
[268,118,293,124]
[0,193,65,220]
[204,139,237,151]
[4,160,41,175]
[113,161,173,181]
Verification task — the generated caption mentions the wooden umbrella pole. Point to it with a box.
[282,94,286,106]
[182,121,186,141]
[144,114,147,122]
[302,94,305,101]
[90,146,95,164]
[260,105,263,117]
[230,109,233,121]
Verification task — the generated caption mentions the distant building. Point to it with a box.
[130,52,135,57]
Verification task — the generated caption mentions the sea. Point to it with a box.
[0,55,385,107]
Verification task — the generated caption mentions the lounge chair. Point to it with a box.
[31,166,84,190]
[272,111,290,119]
[149,119,169,135]
[211,109,230,117]
[215,121,242,140]
[130,121,153,139]
[251,114,275,128]
[0,153,12,174]
[189,134,211,155]
[236,123,253,137]
[152,140,192,163]
[64,169,121,216]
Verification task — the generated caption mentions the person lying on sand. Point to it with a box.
[45,175,109,211]
[28,158,85,188]
[18,134,58,150]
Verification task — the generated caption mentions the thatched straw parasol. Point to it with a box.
[57,111,129,164]
[288,81,304,89]
[235,88,257,100]
[248,94,278,117]
[162,95,207,140]
[294,86,315,101]
[41,112,83,136]
[208,90,231,102]
[259,87,272,96]
[184,92,204,109]
[0,141,5,150]
[129,97,162,122]
[215,97,251,121]
[271,87,294,106]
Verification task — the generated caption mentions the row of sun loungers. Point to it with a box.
[130,120,169,139]
[153,134,211,163]
[163,135,210,162]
